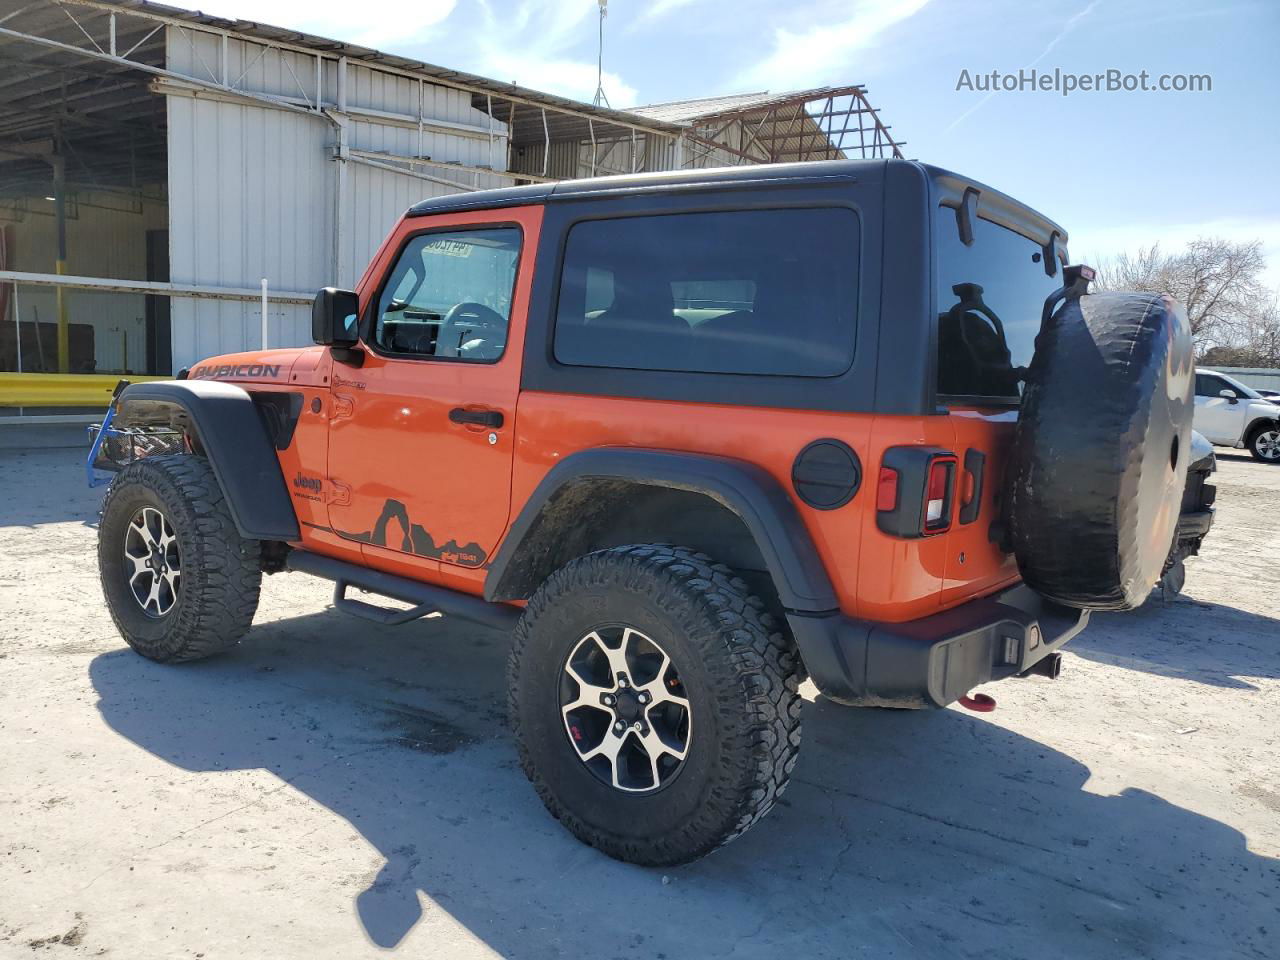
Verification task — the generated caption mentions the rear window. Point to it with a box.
[935,209,1061,400]
[553,208,859,377]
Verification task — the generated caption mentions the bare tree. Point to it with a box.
[1203,296,1280,367]
[1094,238,1267,349]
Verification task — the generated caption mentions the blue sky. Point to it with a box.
[198,0,1280,286]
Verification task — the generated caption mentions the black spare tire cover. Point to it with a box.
[1007,291,1193,610]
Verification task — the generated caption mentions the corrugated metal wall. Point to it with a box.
[164,28,510,370]
[166,90,330,365]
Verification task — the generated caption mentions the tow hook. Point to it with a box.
[958,693,997,712]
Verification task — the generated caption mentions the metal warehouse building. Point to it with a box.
[0,0,901,417]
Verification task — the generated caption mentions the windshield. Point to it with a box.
[935,209,1062,401]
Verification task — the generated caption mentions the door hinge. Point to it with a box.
[331,393,355,420]
[326,479,352,506]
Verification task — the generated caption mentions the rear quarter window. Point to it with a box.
[553,207,859,378]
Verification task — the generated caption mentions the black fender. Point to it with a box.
[484,448,838,612]
[114,380,300,542]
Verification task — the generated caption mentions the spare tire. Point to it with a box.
[1007,291,1193,610]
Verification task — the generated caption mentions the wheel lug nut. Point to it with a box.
[603,695,615,706]
[613,721,625,733]
[638,692,649,704]
[632,721,642,731]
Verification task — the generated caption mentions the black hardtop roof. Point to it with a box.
[405,159,886,217]
[404,158,1067,246]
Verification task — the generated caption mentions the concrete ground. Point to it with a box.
[0,447,1276,960]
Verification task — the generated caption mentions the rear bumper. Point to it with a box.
[787,584,1089,709]
[1176,507,1214,541]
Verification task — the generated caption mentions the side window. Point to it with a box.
[552,208,859,377]
[1195,374,1224,397]
[373,227,521,362]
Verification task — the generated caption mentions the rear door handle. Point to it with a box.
[449,407,504,429]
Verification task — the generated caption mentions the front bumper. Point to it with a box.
[787,584,1089,709]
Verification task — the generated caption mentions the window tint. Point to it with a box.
[373,227,520,362]
[1215,373,1258,398]
[553,208,859,377]
[1195,374,1223,397]
[935,210,1060,400]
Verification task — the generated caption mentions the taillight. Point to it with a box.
[876,466,899,511]
[875,447,959,539]
[922,457,957,534]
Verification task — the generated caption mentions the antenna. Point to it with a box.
[593,0,610,108]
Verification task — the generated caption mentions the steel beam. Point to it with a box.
[0,269,313,303]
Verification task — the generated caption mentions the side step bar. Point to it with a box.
[285,550,522,632]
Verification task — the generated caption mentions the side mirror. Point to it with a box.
[312,287,360,347]
[1219,389,1238,404]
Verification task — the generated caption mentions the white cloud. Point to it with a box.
[480,55,639,106]
[473,0,641,105]
[187,0,459,49]
[631,0,700,27]
[740,0,932,91]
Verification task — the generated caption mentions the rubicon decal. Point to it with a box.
[190,363,284,380]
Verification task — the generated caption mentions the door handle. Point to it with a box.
[449,407,504,429]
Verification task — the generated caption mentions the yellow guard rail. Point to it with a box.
[0,373,170,407]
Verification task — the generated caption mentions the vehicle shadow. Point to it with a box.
[1213,450,1258,464]
[87,611,1277,960]
[1071,592,1280,690]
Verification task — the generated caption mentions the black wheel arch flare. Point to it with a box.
[113,380,300,542]
[484,448,838,613]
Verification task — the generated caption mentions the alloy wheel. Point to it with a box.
[1254,430,1280,461]
[122,506,182,617]
[560,626,692,793]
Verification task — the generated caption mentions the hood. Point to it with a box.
[184,347,320,385]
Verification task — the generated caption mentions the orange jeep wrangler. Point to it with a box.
[95,159,1193,865]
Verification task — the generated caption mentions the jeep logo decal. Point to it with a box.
[190,363,283,380]
[293,472,322,494]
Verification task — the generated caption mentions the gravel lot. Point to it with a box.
[0,446,1276,960]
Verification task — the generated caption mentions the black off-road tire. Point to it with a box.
[507,544,802,866]
[99,455,261,662]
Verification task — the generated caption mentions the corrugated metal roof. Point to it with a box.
[630,92,776,123]
[86,0,686,136]
[0,0,690,195]
[631,87,862,123]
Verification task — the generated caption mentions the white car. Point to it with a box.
[1193,369,1280,462]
